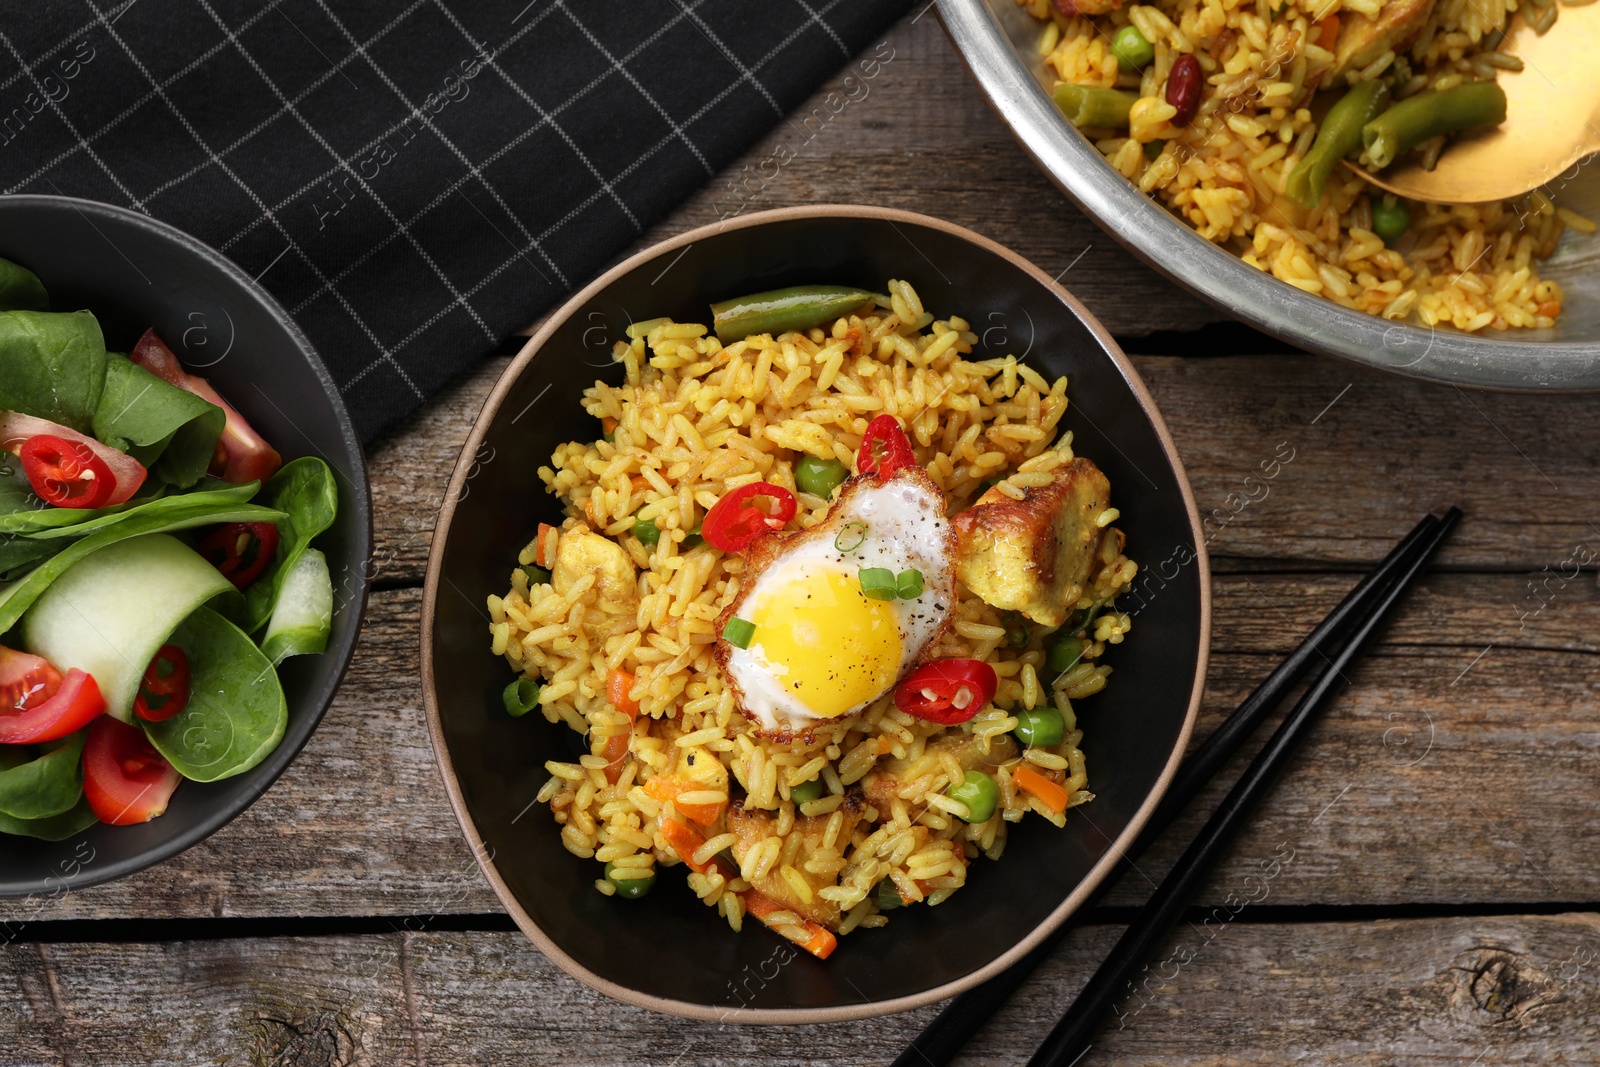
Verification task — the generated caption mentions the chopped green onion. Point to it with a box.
[502,677,541,717]
[896,568,924,599]
[601,431,615,444]
[722,617,756,648]
[1046,636,1084,675]
[517,565,552,587]
[633,513,661,547]
[682,522,703,549]
[834,520,868,552]
[859,567,899,601]
[1002,611,1030,648]
[875,879,903,910]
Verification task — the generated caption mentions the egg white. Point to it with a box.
[720,469,956,735]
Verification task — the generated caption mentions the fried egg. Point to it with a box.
[714,465,957,737]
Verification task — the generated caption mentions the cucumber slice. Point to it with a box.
[20,533,239,723]
[142,607,287,782]
[0,499,282,634]
[262,548,332,665]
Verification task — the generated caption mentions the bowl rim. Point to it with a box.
[935,0,1600,392]
[420,203,1211,1023]
[0,193,374,896]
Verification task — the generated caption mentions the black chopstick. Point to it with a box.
[892,511,1446,1067]
[1025,506,1461,1067]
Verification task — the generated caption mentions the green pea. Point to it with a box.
[1046,635,1085,675]
[790,778,825,805]
[947,770,1000,823]
[1014,706,1066,748]
[875,879,903,910]
[1372,197,1411,244]
[1112,25,1155,71]
[633,514,661,546]
[604,863,655,899]
[795,455,849,498]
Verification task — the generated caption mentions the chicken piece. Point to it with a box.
[550,526,639,640]
[726,795,865,930]
[951,458,1118,628]
[1329,0,1437,80]
[862,733,1019,815]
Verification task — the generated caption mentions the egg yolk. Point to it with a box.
[747,566,903,718]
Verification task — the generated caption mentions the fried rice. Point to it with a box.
[486,280,1137,944]
[1019,0,1594,331]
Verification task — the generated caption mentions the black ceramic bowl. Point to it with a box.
[423,206,1209,1022]
[0,195,371,897]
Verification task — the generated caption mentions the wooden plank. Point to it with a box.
[9,566,1596,922]
[618,11,1222,339]
[4,914,1599,1064]
[366,350,1600,586]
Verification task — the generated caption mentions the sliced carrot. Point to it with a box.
[1537,301,1561,318]
[535,523,558,568]
[601,416,618,434]
[643,774,724,827]
[1314,14,1339,50]
[607,668,640,721]
[744,889,838,960]
[661,817,719,874]
[1013,764,1071,814]
[599,731,630,785]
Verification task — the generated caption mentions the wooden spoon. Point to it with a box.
[1348,0,1600,204]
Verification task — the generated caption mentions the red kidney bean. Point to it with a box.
[1052,0,1079,15]
[1166,54,1202,127]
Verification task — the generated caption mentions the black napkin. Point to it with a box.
[0,0,913,440]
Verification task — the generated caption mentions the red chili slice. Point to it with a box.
[18,434,116,509]
[133,645,191,723]
[0,412,148,507]
[894,659,999,725]
[856,415,916,480]
[701,481,797,552]
[82,716,181,826]
[0,646,106,745]
[197,521,280,589]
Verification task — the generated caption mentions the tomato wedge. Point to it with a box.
[131,329,282,484]
[133,645,190,723]
[198,521,280,589]
[82,716,181,826]
[0,411,147,507]
[894,658,999,725]
[0,646,106,745]
[701,481,797,552]
[856,414,916,479]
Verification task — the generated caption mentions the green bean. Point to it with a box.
[1362,82,1507,170]
[795,454,849,498]
[1284,79,1390,208]
[710,285,874,343]
[604,863,655,899]
[1052,83,1138,129]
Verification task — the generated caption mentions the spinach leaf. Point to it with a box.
[245,458,339,632]
[143,606,286,782]
[0,536,59,582]
[0,730,86,820]
[93,355,225,488]
[0,498,286,634]
[18,481,255,540]
[0,796,97,841]
[0,257,49,313]
[0,310,108,432]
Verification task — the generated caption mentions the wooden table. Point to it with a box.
[7,12,1600,1065]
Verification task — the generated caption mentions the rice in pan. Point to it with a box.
[487,280,1137,953]
[1019,0,1594,331]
